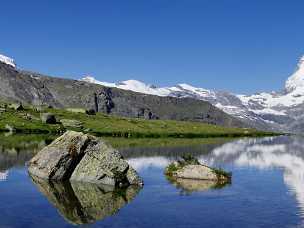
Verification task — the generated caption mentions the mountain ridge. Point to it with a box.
[81,55,304,133]
[1,52,303,132]
[0,58,246,129]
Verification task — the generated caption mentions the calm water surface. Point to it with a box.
[0,135,304,227]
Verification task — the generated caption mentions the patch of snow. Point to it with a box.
[0,54,16,68]
[81,76,117,87]
[285,56,304,93]
[249,108,287,116]
[0,170,8,181]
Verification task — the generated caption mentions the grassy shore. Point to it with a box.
[0,103,282,138]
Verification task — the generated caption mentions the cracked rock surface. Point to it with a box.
[28,131,143,186]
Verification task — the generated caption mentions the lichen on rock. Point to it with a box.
[28,131,143,187]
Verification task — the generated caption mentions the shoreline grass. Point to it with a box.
[0,103,283,138]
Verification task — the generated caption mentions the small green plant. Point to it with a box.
[165,154,200,177]
[180,154,200,165]
[212,167,232,180]
[165,163,179,176]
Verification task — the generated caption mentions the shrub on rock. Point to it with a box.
[165,155,231,182]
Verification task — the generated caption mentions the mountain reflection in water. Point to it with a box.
[30,175,141,225]
[205,136,304,218]
[0,134,54,180]
[123,136,304,215]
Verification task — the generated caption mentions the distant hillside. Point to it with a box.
[0,61,247,129]
[81,55,304,133]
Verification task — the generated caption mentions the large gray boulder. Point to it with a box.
[70,140,142,186]
[28,131,91,180]
[28,131,143,186]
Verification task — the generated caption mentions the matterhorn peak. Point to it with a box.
[285,55,304,93]
[0,53,16,68]
[297,55,304,68]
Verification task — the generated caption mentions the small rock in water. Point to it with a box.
[28,131,143,187]
[165,155,231,182]
[165,156,231,193]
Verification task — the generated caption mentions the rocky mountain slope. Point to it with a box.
[82,56,304,133]
[0,54,245,129]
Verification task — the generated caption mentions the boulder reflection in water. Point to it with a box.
[30,175,141,225]
[167,176,230,195]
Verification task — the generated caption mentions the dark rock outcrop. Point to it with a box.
[28,131,143,186]
[40,113,57,124]
[0,62,247,128]
[85,109,96,115]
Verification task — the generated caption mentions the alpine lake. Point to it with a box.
[1,134,304,228]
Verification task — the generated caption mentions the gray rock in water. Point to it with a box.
[70,138,143,186]
[174,165,219,180]
[28,131,91,180]
[28,131,143,186]
[41,113,57,124]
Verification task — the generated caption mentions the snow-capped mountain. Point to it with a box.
[0,54,15,68]
[81,55,304,132]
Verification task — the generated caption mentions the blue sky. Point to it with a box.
[1,0,304,94]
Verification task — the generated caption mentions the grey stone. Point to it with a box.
[41,113,57,124]
[28,131,91,180]
[174,165,219,180]
[86,109,96,115]
[126,166,144,185]
[9,103,24,111]
[70,139,143,186]
[28,131,143,186]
